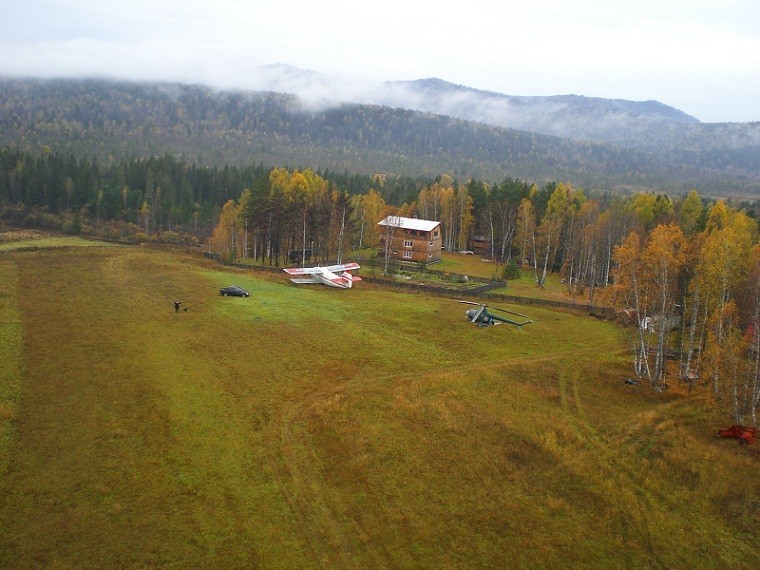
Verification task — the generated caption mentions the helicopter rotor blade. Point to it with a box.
[491,314,530,326]
[489,305,532,320]
[456,300,481,306]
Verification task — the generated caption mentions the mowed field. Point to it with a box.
[1,241,759,568]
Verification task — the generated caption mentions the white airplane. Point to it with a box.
[283,262,362,289]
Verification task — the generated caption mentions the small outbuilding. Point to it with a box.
[378,216,442,265]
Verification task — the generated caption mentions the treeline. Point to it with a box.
[212,170,760,424]
[0,148,430,233]
[3,77,759,194]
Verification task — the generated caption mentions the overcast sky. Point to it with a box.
[1,0,758,123]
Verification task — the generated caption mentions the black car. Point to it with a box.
[220,285,249,297]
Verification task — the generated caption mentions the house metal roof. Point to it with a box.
[377,216,440,232]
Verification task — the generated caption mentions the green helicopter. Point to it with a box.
[458,301,533,328]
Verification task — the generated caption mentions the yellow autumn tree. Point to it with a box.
[209,199,242,260]
[640,223,687,387]
[515,197,535,267]
[351,189,386,249]
[612,230,652,382]
[678,189,704,237]
[439,184,457,250]
[747,245,760,425]
[687,207,756,404]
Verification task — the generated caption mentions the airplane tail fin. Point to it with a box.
[343,271,362,287]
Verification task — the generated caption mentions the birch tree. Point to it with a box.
[515,197,535,268]
[352,189,385,250]
[747,245,760,425]
[533,183,571,287]
[698,212,755,401]
[381,210,401,275]
[439,185,457,251]
[640,224,687,388]
[332,189,352,264]
[613,231,652,383]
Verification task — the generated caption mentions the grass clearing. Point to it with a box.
[430,253,586,304]
[0,235,113,251]
[0,241,758,567]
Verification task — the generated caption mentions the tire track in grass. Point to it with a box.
[0,259,23,478]
[558,367,679,568]
[265,344,624,568]
[265,379,393,569]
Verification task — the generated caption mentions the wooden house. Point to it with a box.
[471,235,491,257]
[378,216,442,264]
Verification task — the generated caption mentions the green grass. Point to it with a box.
[436,253,581,303]
[0,235,113,251]
[0,240,758,568]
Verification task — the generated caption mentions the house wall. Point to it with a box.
[471,237,490,256]
[379,226,442,264]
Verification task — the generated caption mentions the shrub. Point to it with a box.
[502,260,521,280]
[159,231,181,244]
[63,217,81,235]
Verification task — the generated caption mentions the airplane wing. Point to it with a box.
[323,262,360,272]
[283,266,324,275]
[289,277,321,284]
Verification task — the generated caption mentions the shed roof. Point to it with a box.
[377,216,440,232]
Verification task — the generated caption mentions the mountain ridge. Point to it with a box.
[253,65,760,186]
[0,75,758,198]
[389,76,700,124]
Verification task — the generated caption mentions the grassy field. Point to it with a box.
[1,240,758,568]
[427,253,585,304]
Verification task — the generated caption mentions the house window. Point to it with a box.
[434,229,439,237]
[403,251,413,259]
[404,239,413,248]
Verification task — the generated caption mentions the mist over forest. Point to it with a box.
[1,75,759,199]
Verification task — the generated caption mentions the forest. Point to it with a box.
[3,77,760,196]
[0,148,434,233]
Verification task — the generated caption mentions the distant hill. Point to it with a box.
[1,76,758,197]
[376,77,760,180]
[377,77,700,139]
[258,65,760,189]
